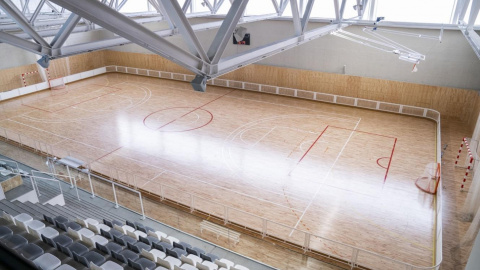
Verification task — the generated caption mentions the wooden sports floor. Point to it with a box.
[0,73,437,267]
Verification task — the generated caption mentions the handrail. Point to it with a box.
[0,158,20,173]
[31,170,80,201]
[90,170,146,220]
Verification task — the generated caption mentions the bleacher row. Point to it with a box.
[0,210,250,270]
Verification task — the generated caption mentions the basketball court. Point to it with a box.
[0,73,437,267]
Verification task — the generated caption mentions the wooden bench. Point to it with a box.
[200,220,241,246]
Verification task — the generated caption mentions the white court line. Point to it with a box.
[151,168,306,212]
[140,170,166,188]
[19,83,151,123]
[240,126,276,148]
[223,115,361,203]
[128,78,360,123]
[289,117,362,236]
[225,94,360,122]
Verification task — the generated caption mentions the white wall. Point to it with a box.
[0,43,38,69]
[110,19,480,90]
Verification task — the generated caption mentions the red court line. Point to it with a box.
[329,125,396,139]
[297,125,329,164]
[155,89,236,131]
[376,157,389,169]
[52,87,125,112]
[384,138,397,183]
[89,146,123,165]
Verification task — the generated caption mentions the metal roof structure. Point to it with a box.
[0,0,479,91]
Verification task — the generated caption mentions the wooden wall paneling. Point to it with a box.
[470,94,480,133]
[0,64,40,92]
[68,51,106,74]
[49,58,70,79]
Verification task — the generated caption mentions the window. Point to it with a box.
[375,0,455,24]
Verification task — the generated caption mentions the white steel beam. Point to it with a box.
[460,27,480,59]
[50,13,81,49]
[279,0,289,16]
[459,0,472,22]
[49,0,205,74]
[160,0,208,62]
[290,0,302,36]
[29,0,46,25]
[214,0,226,13]
[117,0,128,11]
[214,23,348,77]
[0,0,50,47]
[0,31,49,55]
[182,0,192,13]
[203,0,214,12]
[271,0,280,14]
[468,0,479,29]
[333,0,341,21]
[154,0,175,29]
[45,0,60,13]
[301,0,315,33]
[207,0,250,64]
[22,0,30,14]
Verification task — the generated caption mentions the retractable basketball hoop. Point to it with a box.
[415,162,441,194]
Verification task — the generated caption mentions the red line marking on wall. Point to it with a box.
[329,125,396,139]
[144,89,235,132]
[297,125,329,164]
[384,138,397,183]
[376,157,389,169]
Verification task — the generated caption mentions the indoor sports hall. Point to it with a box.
[0,1,479,270]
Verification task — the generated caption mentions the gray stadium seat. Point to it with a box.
[186,247,204,257]
[55,265,76,270]
[53,216,69,229]
[96,241,123,256]
[113,234,137,247]
[200,253,219,262]
[73,250,106,267]
[103,219,123,228]
[128,257,157,270]
[32,253,62,270]
[59,242,88,257]
[174,263,198,270]
[111,249,139,264]
[153,241,173,253]
[127,241,151,253]
[43,214,55,225]
[57,221,82,232]
[51,234,73,249]
[139,235,160,246]
[18,243,44,260]
[101,227,123,240]
[173,241,192,251]
[4,234,28,250]
[0,226,13,240]
[90,260,124,270]
[166,247,187,259]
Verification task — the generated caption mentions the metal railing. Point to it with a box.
[31,170,80,201]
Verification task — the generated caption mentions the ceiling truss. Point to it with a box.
[0,0,478,91]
